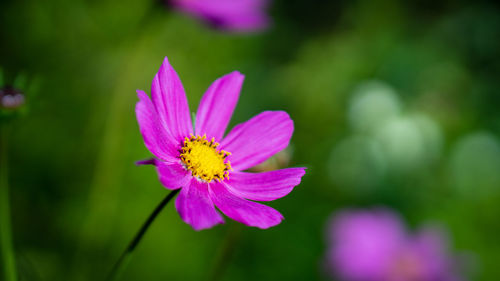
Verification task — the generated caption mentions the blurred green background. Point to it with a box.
[1,0,500,280]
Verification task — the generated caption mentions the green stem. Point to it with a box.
[106,189,180,281]
[70,17,165,281]
[0,124,18,281]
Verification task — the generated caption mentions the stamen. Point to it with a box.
[180,135,232,182]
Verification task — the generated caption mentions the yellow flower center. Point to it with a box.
[180,134,232,183]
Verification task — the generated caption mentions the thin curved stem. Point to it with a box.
[0,124,18,281]
[70,14,170,281]
[106,189,180,281]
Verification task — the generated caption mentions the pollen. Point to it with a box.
[180,134,232,183]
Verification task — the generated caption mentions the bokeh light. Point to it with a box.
[449,132,500,199]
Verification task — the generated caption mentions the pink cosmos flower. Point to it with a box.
[326,209,466,281]
[136,57,305,230]
[169,0,270,33]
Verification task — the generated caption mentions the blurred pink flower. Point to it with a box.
[0,87,25,109]
[326,209,466,281]
[136,57,305,230]
[170,0,270,33]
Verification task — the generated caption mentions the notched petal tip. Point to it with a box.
[158,57,178,76]
[253,212,284,229]
[162,56,171,65]
[228,70,244,79]
[296,167,307,178]
[227,167,306,202]
[209,182,285,229]
[135,89,149,99]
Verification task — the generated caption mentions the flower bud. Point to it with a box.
[0,87,25,110]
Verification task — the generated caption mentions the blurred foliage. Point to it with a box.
[1,0,499,280]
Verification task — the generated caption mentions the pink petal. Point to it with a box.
[195,71,244,141]
[209,181,284,229]
[221,111,293,171]
[151,57,193,143]
[226,168,306,201]
[135,90,180,162]
[223,14,269,33]
[171,0,270,32]
[175,178,224,230]
[328,209,406,281]
[156,161,191,190]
